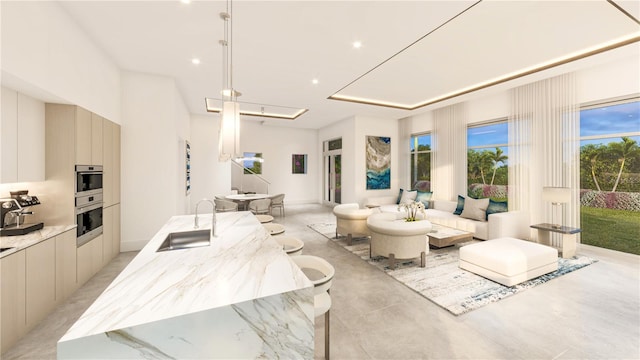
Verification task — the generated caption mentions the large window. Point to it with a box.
[410,133,431,190]
[243,152,263,174]
[467,121,508,200]
[579,99,640,255]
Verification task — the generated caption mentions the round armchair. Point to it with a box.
[366,212,433,269]
[332,203,374,245]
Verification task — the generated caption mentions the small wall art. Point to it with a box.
[186,141,191,195]
[366,136,391,190]
[292,154,307,174]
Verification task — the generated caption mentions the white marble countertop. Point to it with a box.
[0,225,77,258]
[59,211,312,342]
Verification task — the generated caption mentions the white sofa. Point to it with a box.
[365,196,527,241]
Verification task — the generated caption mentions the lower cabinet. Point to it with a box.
[77,234,103,287]
[103,203,121,263]
[25,240,56,330]
[0,250,26,354]
[55,230,78,302]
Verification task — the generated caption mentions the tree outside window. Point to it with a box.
[467,122,508,200]
[410,134,431,190]
[579,100,640,255]
[243,152,262,174]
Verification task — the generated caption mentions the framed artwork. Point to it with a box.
[186,141,191,195]
[366,136,391,190]
[292,154,307,174]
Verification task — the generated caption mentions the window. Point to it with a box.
[243,152,263,174]
[467,121,508,200]
[410,133,431,190]
[579,99,640,255]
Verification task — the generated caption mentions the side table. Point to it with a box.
[530,223,581,258]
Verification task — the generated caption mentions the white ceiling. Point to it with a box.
[57,0,640,129]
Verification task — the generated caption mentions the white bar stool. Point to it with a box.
[273,236,304,256]
[291,255,335,360]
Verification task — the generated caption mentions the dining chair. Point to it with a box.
[291,255,334,360]
[270,193,285,217]
[248,198,271,215]
[214,199,238,212]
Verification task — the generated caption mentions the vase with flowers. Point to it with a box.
[398,201,426,222]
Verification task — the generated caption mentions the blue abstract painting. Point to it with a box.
[366,136,391,190]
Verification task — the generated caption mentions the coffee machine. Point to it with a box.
[0,190,44,236]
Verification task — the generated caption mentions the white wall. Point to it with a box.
[240,121,319,204]
[1,1,121,123]
[120,72,190,251]
[189,114,231,213]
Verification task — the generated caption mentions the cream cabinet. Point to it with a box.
[55,229,78,302]
[0,251,26,354]
[77,234,103,287]
[74,106,92,165]
[25,240,56,330]
[91,113,103,166]
[103,203,121,262]
[1,87,45,183]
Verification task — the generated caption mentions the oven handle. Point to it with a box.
[75,202,103,215]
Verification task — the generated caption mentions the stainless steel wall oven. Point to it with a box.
[75,165,103,197]
[75,165,104,247]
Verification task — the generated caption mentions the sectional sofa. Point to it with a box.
[365,195,528,241]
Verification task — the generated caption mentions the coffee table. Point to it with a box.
[428,224,473,248]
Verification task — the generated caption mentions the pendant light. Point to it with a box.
[218,0,241,162]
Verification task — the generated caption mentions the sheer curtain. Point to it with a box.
[508,73,580,243]
[432,103,468,201]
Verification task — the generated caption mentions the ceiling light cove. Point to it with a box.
[205,98,308,120]
[330,1,640,111]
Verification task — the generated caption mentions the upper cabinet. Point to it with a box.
[1,87,45,184]
[74,108,103,166]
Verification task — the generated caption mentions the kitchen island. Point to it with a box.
[57,211,314,358]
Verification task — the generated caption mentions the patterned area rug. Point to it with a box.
[308,222,597,315]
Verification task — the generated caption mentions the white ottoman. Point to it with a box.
[459,237,558,286]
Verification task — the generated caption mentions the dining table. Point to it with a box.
[225,193,270,211]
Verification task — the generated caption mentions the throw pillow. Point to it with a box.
[453,195,465,215]
[415,191,433,209]
[396,189,404,204]
[460,197,490,222]
[399,190,418,204]
[486,199,508,220]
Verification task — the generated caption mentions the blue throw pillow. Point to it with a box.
[453,195,465,215]
[486,199,508,220]
[396,189,404,204]
[415,191,433,209]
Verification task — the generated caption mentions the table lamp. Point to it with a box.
[542,187,571,229]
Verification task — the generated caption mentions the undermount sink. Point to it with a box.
[0,247,15,253]
[156,229,211,252]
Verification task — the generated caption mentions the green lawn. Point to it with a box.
[581,206,640,255]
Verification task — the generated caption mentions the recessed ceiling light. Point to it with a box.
[312,79,319,85]
[191,58,201,65]
[353,41,362,49]
[180,0,191,4]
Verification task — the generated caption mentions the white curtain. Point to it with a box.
[432,103,468,201]
[508,73,580,243]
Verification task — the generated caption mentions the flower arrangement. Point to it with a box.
[398,201,426,222]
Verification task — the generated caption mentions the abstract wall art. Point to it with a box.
[292,154,307,174]
[366,136,391,190]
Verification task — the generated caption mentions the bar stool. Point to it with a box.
[291,255,335,360]
[274,236,304,256]
[263,223,285,235]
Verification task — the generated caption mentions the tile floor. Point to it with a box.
[3,203,639,359]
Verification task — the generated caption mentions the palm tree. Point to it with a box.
[610,137,640,192]
[478,151,493,185]
[489,147,508,186]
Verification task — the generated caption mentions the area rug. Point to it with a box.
[308,222,598,315]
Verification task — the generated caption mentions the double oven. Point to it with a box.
[75,165,103,247]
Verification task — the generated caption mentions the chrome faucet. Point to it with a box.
[194,198,216,237]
